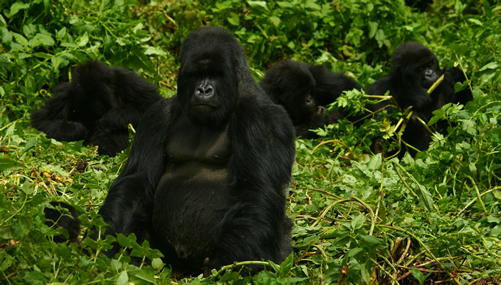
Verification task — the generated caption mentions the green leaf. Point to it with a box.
[268,260,280,273]
[368,22,378,38]
[304,1,321,10]
[23,271,47,285]
[12,32,28,47]
[247,1,268,10]
[280,252,294,275]
[467,18,483,26]
[227,12,240,26]
[360,260,372,285]
[143,46,166,56]
[270,16,280,27]
[416,184,434,212]
[151,258,164,270]
[277,2,293,8]
[117,234,132,247]
[133,269,157,283]
[56,27,67,41]
[6,3,30,18]
[351,214,365,230]
[345,247,363,258]
[0,158,23,171]
[1,27,12,43]
[360,234,382,245]
[116,270,129,285]
[374,29,385,47]
[411,267,426,284]
[368,153,382,170]
[22,182,34,195]
[24,139,37,151]
[479,62,498,72]
[77,32,89,47]
[33,52,52,59]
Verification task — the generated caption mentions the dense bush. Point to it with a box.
[1,0,500,284]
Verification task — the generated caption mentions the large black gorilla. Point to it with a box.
[31,61,163,156]
[94,27,296,275]
[259,59,362,139]
[368,41,472,157]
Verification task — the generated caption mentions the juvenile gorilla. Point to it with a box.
[369,41,472,156]
[95,27,296,275]
[31,61,163,156]
[259,59,362,139]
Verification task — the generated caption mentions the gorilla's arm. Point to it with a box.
[294,106,328,139]
[86,107,144,156]
[93,99,171,256]
[308,65,363,107]
[87,70,162,156]
[444,67,472,106]
[208,96,295,270]
[369,72,431,111]
[31,83,89,141]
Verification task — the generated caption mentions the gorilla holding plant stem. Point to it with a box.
[94,26,296,276]
[368,41,472,157]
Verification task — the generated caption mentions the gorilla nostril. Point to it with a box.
[204,86,214,97]
[195,87,204,96]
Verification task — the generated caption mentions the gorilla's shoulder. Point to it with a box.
[145,97,180,116]
[368,74,392,95]
[237,95,288,118]
[233,95,293,138]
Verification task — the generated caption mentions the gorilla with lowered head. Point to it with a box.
[259,59,363,139]
[31,61,163,156]
[369,41,472,157]
[94,27,296,275]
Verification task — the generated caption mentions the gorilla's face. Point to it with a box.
[264,59,317,124]
[291,83,317,124]
[392,42,443,90]
[417,57,441,89]
[177,29,239,129]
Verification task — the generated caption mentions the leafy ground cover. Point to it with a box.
[0,0,500,284]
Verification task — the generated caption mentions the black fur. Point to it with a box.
[368,42,473,157]
[94,27,296,276]
[31,61,163,156]
[259,59,362,139]
[44,201,80,243]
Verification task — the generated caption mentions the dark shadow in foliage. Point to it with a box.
[259,59,363,139]
[31,61,163,156]
[368,42,472,157]
[44,201,81,243]
[405,0,433,12]
[92,27,296,276]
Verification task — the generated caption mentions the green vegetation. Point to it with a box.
[1,0,500,284]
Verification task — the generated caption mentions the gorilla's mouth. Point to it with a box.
[191,104,217,112]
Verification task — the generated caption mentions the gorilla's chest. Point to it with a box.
[165,122,230,166]
[152,121,232,258]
